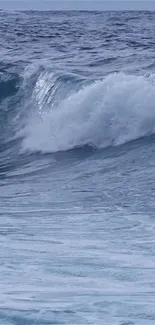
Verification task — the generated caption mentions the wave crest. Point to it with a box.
[19,71,155,153]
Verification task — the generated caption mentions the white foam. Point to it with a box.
[20,72,155,153]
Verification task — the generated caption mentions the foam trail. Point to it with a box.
[20,73,155,153]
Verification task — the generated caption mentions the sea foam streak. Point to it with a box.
[20,72,155,153]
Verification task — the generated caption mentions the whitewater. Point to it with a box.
[1,9,155,325]
[20,71,155,152]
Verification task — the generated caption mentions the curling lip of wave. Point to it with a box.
[18,72,155,153]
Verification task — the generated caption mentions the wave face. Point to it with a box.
[14,68,155,153]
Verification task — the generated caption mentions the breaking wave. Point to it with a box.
[20,68,155,153]
[1,65,155,154]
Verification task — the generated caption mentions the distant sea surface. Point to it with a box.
[1,10,155,325]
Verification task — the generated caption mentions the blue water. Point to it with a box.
[1,10,155,325]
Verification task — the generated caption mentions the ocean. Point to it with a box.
[1,9,155,325]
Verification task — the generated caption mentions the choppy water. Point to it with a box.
[1,10,155,325]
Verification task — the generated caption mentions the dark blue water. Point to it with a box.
[1,10,155,325]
